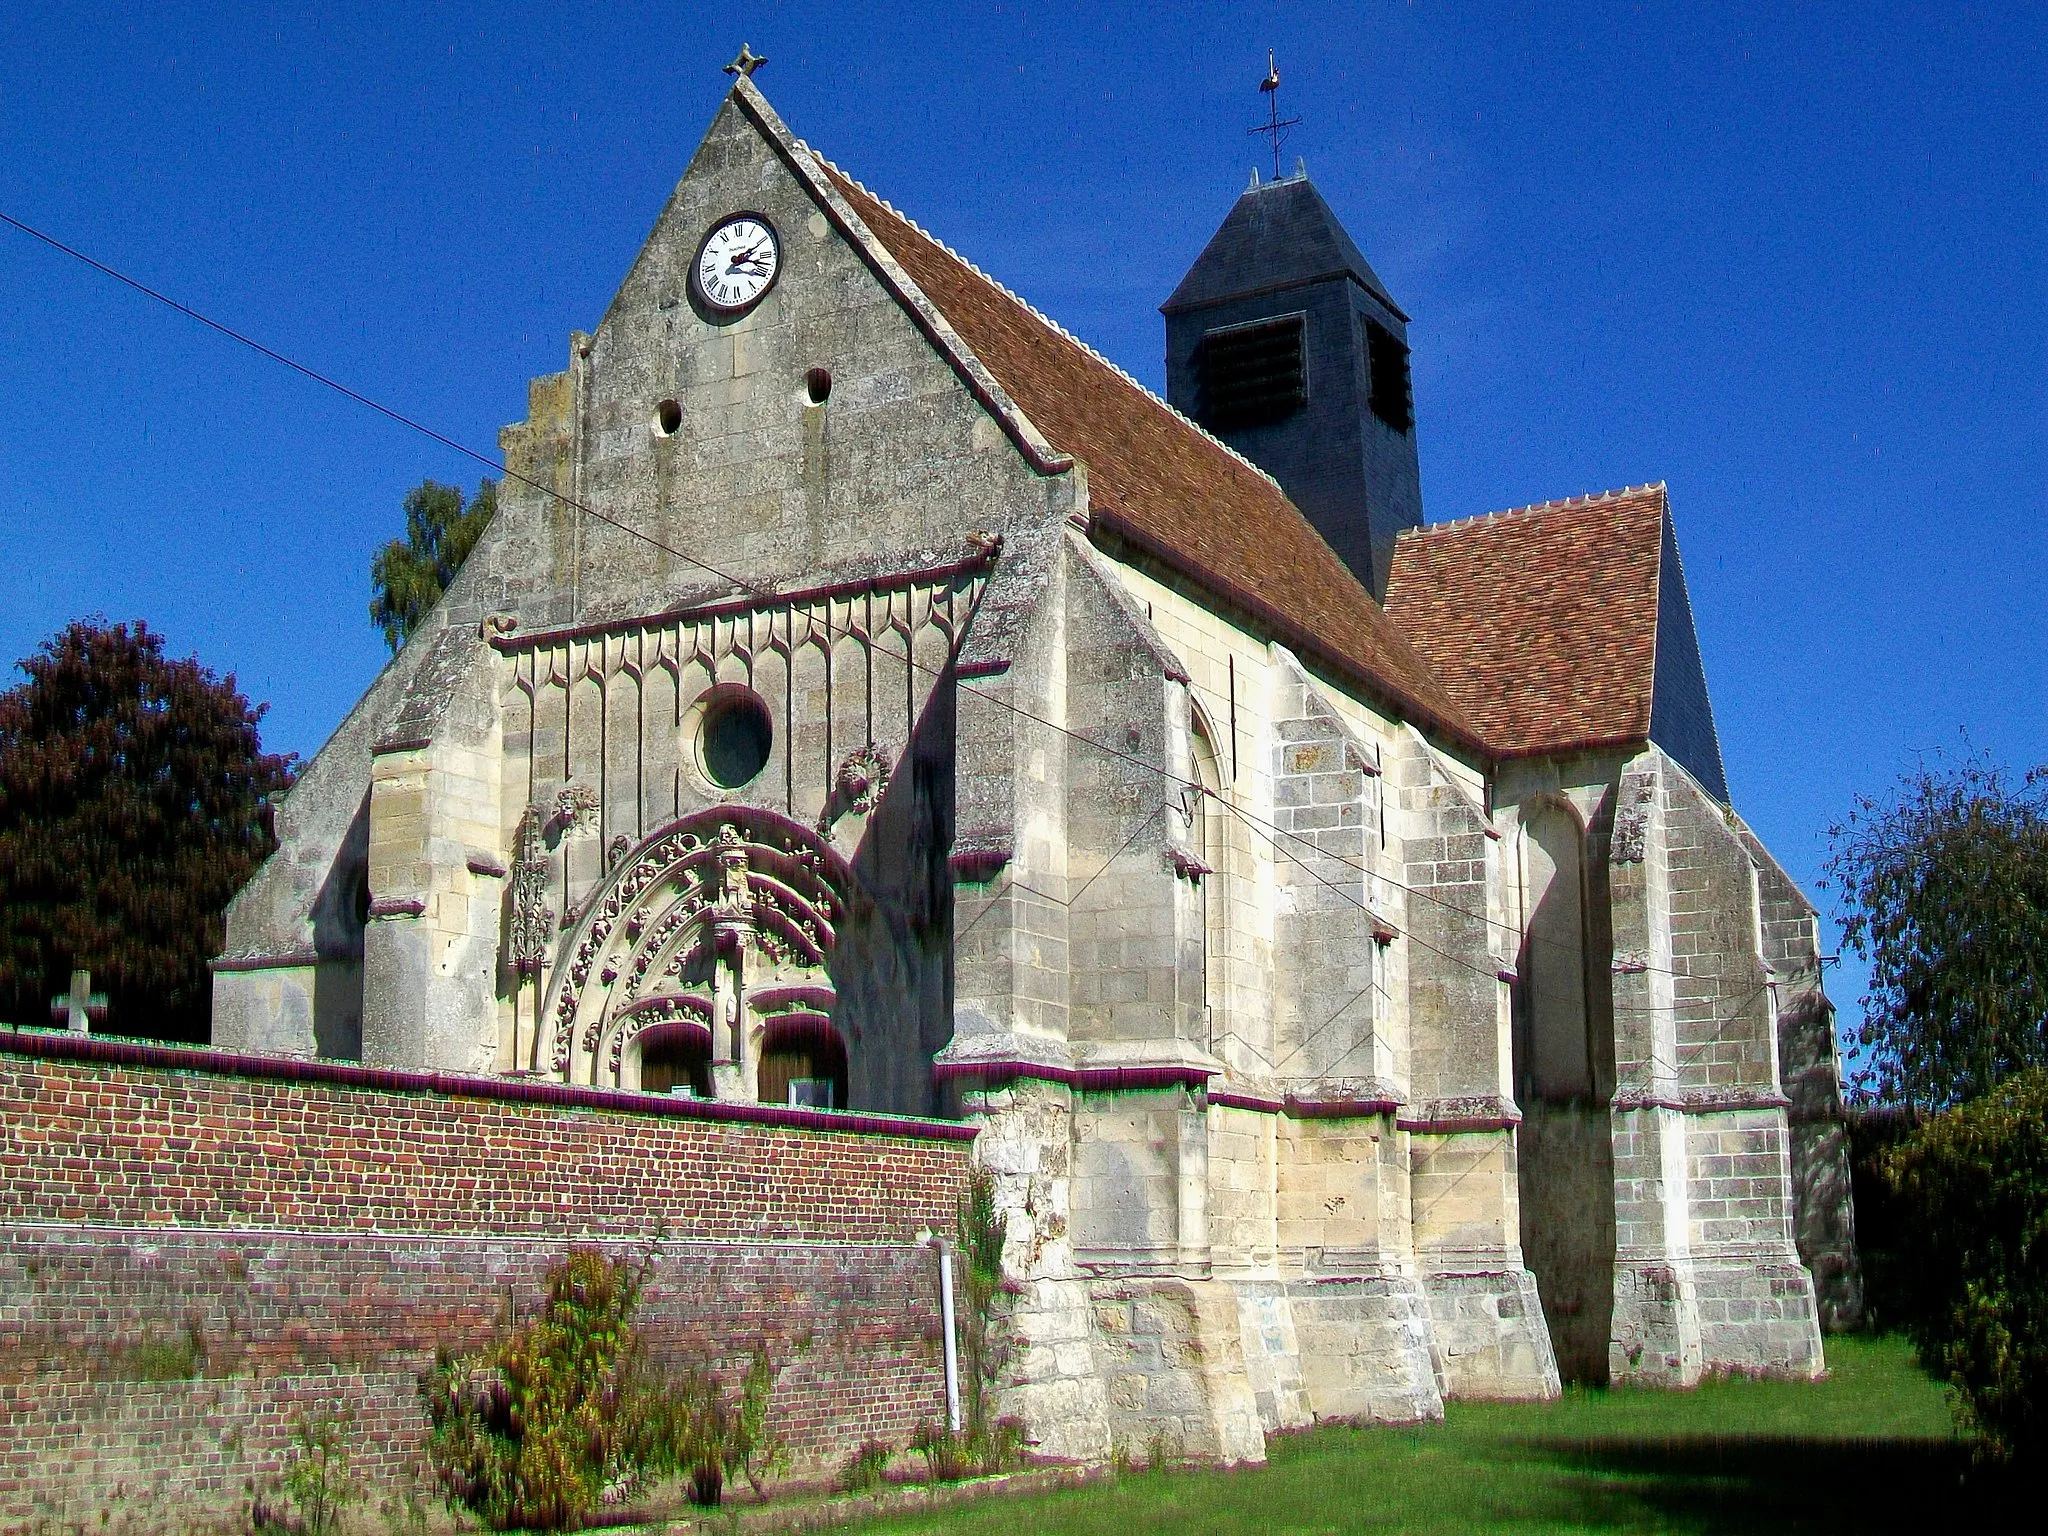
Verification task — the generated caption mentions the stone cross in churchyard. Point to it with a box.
[49,969,108,1034]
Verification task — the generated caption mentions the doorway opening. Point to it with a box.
[759,1017,849,1109]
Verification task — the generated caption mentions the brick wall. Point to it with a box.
[0,1030,972,1528]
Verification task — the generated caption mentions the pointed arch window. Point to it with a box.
[1517,803,1596,1103]
[1189,711,1228,1026]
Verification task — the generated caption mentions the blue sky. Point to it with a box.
[2,4,2043,1036]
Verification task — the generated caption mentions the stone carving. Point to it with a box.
[509,808,554,980]
[607,993,714,1072]
[817,743,892,834]
[1610,775,1659,863]
[539,806,850,1080]
[552,783,601,838]
[949,835,1012,884]
[497,568,981,848]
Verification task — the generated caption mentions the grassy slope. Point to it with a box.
[838,1336,2025,1534]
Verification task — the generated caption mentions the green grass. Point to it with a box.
[838,1336,2028,1534]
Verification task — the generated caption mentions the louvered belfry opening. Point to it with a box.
[1197,314,1306,431]
[1365,319,1413,434]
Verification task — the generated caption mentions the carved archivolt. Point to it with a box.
[534,805,852,1086]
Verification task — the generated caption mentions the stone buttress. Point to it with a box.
[1605,751,1824,1381]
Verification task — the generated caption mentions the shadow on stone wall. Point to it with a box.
[1518,1103,1618,1384]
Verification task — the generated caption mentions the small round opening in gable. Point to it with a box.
[698,687,773,789]
[654,399,683,436]
[805,368,832,405]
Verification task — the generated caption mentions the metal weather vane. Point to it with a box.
[1248,49,1301,182]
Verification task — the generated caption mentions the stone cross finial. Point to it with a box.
[723,43,767,79]
[49,969,108,1035]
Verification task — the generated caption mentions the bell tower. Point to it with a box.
[1162,166,1423,600]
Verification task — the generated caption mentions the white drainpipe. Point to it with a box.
[927,1232,962,1434]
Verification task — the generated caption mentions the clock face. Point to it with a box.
[694,215,780,312]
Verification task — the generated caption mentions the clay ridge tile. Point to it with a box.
[1385,486,1669,757]
[811,159,1480,749]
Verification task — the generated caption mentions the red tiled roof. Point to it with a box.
[1384,486,1669,757]
[814,162,1480,748]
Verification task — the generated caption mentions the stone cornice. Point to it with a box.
[1397,1095,1523,1134]
[1611,1085,1792,1114]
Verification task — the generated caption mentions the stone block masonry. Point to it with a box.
[0,1028,972,1529]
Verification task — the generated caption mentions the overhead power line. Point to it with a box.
[0,206,1732,992]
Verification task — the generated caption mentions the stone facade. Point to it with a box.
[209,74,1846,1468]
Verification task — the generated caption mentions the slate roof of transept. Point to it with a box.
[803,143,1478,747]
[1383,485,1672,758]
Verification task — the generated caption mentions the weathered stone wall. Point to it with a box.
[1092,555,1283,1077]
[1070,1089,1207,1273]
[1061,549,1201,1056]
[1740,824,1863,1331]
[1662,771,1776,1093]
[1516,1104,1617,1381]
[218,81,1077,1078]
[0,1031,969,1529]
[1393,731,1558,1402]
[1494,757,1622,1385]
[1267,659,1387,1085]
[1605,750,1823,1383]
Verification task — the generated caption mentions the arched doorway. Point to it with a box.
[636,1018,714,1098]
[758,1012,850,1109]
[536,806,854,1105]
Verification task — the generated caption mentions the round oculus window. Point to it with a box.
[698,687,773,789]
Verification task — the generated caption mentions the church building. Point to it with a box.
[212,70,1858,1461]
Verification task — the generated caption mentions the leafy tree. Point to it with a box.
[369,477,497,652]
[1826,754,2048,1107]
[1882,1068,2048,1460]
[0,620,296,1042]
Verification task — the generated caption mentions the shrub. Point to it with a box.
[909,1422,974,1483]
[1846,1103,1926,1329]
[1883,1068,2048,1458]
[956,1166,1011,1444]
[839,1439,893,1494]
[663,1346,787,1507]
[422,1249,670,1528]
[250,1407,363,1536]
[423,1249,785,1527]
[286,1409,361,1536]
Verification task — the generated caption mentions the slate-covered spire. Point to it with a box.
[1162,169,1423,601]
[1163,171,1404,320]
